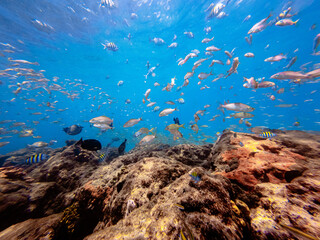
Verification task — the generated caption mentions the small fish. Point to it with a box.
[225,50,233,58]
[147,102,156,107]
[101,42,118,51]
[277,88,285,94]
[231,112,254,119]
[248,12,272,34]
[191,124,199,133]
[117,80,124,86]
[194,114,200,123]
[144,89,151,100]
[243,77,258,89]
[165,124,185,131]
[201,37,214,43]
[242,15,251,23]
[310,23,317,30]
[225,57,240,78]
[184,31,194,38]
[28,141,48,148]
[275,104,296,108]
[165,101,175,105]
[153,106,160,112]
[244,52,255,57]
[26,153,48,164]
[0,141,10,148]
[168,129,183,140]
[293,121,300,126]
[245,35,252,45]
[123,118,142,127]
[204,26,212,34]
[189,172,201,183]
[159,108,177,117]
[279,7,292,19]
[258,81,275,88]
[174,203,185,210]
[206,45,221,51]
[198,71,213,80]
[99,153,107,161]
[259,131,276,139]
[139,134,156,145]
[135,127,153,137]
[150,37,165,45]
[177,98,185,104]
[270,71,309,80]
[209,59,224,67]
[275,18,299,26]
[284,56,297,69]
[313,33,320,53]
[220,102,254,112]
[184,72,194,80]
[168,42,178,48]
[239,142,244,147]
[264,53,287,62]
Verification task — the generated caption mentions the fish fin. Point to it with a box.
[101,43,106,49]
[218,103,225,115]
[75,138,83,146]
[153,128,157,136]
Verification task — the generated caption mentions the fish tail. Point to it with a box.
[218,103,225,115]
[101,43,106,49]
[294,19,299,25]
[181,124,185,129]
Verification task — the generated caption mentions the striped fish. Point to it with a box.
[259,132,276,139]
[26,153,48,164]
[101,42,118,51]
[99,153,107,161]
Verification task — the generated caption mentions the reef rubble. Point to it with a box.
[0,130,319,240]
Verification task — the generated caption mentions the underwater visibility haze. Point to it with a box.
[1,1,320,239]
[0,0,320,153]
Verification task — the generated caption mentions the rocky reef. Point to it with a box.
[0,130,319,240]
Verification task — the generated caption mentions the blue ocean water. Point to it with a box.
[0,0,319,154]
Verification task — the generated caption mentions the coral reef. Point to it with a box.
[0,130,319,239]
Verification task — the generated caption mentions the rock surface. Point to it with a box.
[0,130,319,240]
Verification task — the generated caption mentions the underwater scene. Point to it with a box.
[0,0,320,239]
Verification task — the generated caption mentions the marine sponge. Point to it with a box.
[59,202,80,234]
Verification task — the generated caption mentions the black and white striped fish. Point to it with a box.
[101,42,118,51]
